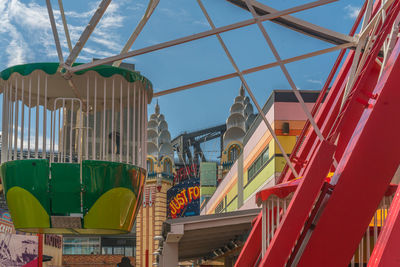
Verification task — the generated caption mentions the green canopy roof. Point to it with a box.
[0,62,153,90]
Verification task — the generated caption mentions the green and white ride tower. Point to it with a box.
[0,62,152,234]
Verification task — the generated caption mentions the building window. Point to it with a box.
[63,237,101,255]
[113,247,125,255]
[164,158,172,174]
[215,199,224,214]
[102,246,113,255]
[101,246,134,256]
[228,144,241,162]
[147,158,154,173]
[125,247,134,257]
[247,146,270,183]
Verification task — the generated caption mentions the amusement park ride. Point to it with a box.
[0,0,400,266]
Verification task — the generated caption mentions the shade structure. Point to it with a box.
[0,63,153,234]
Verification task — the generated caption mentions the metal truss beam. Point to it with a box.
[226,0,355,46]
[113,0,159,67]
[66,0,337,73]
[64,0,112,67]
[46,0,64,64]
[58,0,73,52]
[153,42,353,97]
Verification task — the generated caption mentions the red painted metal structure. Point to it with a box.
[38,233,43,267]
[236,0,400,266]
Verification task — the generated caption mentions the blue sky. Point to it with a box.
[0,0,363,159]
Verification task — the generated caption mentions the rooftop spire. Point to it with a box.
[239,83,245,97]
[155,99,160,115]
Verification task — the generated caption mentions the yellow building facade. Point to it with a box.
[202,90,320,215]
[136,103,175,267]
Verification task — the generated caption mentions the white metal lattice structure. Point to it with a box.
[0,69,151,169]
[43,0,362,179]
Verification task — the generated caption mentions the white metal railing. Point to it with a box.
[261,194,294,257]
[259,192,395,266]
[1,72,148,169]
[350,194,394,266]
[51,97,82,163]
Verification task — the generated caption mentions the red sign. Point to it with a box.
[174,164,198,182]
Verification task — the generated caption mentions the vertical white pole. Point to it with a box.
[361,236,364,266]
[103,80,106,160]
[262,201,267,257]
[70,100,74,162]
[276,197,280,226]
[86,76,89,160]
[93,76,97,160]
[28,78,32,159]
[77,101,82,164]
[111,78,115,162]
[132,84,136,165]
[1,82,9,162]
[142,88,145,168]
[271,197,275,235]
[144,88,148,168]
[50,108,54,163]
[58,107,61,162]
[106,108,110,160]
[137,86,141,167]
[42,75,47,158]
[62,99,66,162]
[120,80,123,162]
[20,79,25,159]
[140,88,144,168]
[8,82,13,161]
[127,84,130,164]
[35,75,40,158]
[14,78,19,160]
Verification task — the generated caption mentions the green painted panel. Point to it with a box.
[226,198,238,212]
[244,158,275,200]
[1,159,50,213]
[200,186,216,195]
[50,163,81,214]
[84,187,136,232]
[200,162,217,186]
[6,186,50,229]
[82,160,143,211]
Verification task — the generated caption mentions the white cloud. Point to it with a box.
[344,5,361,19]
[193,19,209,27]
[0,0,128,68]
[91,36,122,51]
[307,79,323,85]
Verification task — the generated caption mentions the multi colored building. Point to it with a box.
[136,102,175,267]
[202,90,320,215]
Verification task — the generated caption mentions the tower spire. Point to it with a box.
[155,99,160,115]
[239,83,245,97]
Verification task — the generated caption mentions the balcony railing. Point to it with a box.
[256,181,397,266]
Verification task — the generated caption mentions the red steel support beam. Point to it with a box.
[234,213,262,267]
[297,28,400,266]
[278,1,367,183]
[369,186,400,266]
[259,140,335,266]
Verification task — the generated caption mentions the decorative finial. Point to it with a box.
[155,99,160,115]
[239,83,245,97]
